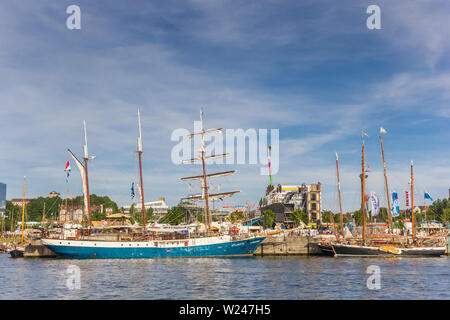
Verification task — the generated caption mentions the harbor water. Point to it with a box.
[1,254,449,299]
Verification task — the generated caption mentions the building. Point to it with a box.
[261,182,322,224]
[11,198,31,207]
[0,183,6,214]
[123,197,169,216]
[49,191,60,198]
[59,204,104,223]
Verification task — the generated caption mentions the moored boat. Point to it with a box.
[42,235,265,259]
[319,243,446,257]
[42,109,265,259]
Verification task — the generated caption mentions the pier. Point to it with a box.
[253,235,324,256]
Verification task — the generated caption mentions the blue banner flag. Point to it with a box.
[131,182,135,199]
[391,192,400,217]
[424,192,433,201]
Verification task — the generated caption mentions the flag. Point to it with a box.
[64,161,71,183]
[380,127,387,134]
[391,192,400,217]
[131,182,135,199]
[405,190,409,207]
[370,191,380,217]
[424,192,433,201]
[361,131,369,137]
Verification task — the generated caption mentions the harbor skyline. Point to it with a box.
[1,1,449,212]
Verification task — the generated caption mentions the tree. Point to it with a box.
[134,207,153,225]
[229,211,244,223]
[159,207,184,225]
[291,209,308,225]
[262,210,276,229]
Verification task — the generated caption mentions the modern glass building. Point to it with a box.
[0,183,6,214]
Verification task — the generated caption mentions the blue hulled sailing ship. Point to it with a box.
[42,109,265,259]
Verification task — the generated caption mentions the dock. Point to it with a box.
[253,235,323,256]
[23,240,57,258]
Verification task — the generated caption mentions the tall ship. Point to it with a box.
[41,110,265,259]
[319,130,446,257]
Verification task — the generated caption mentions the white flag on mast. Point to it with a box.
[380,127,387,134]
[370,191,380,217]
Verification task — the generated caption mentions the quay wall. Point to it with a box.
[24,241,57,257]
[253,236,324,256]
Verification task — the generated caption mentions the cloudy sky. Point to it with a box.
[1,0,449,212]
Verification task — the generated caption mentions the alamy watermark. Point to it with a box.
[66,265,81,290]
[171,121,279,176]
[366,265,381,290]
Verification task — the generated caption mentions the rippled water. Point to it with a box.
[1,254,449,299]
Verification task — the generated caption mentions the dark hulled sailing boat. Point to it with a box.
[319,133,446,257]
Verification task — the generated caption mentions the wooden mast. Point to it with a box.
[83,120,92,228]
[336,153,344,239]
[379,135,393,232]
[42,202,45,227]
[21,176,26,248]
[137,109,146,228]
[361,141,366,246]
[411,160,415,243]
[200,109,211,230]
[181,109,240,233]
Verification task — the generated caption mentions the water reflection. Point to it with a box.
[0,255,448,299]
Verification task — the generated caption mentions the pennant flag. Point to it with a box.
[131,182,135,199]
[370,191,380,217]
[391,192,400,217]
[361,130,369,137]
[64,161,71,183]
[380,127,387,134]
[405,190,409,207]
[424,192,433,201]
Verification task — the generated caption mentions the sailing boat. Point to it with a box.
[42,110,265,258]
[319,137,446,257]
[9,176,27,258]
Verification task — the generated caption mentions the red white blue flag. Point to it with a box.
[64,161,71,183]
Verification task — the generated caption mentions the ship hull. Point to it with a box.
[42,236,266,259]
[319,243,446,257]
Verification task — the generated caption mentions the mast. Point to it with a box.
[361,142,366,245]
[42,202,45,227]
[181,109,240,233]
[336,153,344,239]
[199,109,211,229]
[137,109,146,227]
[411,160,415,243]
[21,176,26,247]
[268,146,273,187]
[83,120,92,228]
[379,135,393,232]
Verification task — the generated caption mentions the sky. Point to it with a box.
[0,0,449,212]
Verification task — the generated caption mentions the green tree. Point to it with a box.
[229,211,244,223]
[159,207,184,225]
[262,210,276,229]
[290,209,308,225]
[134,207,153,225]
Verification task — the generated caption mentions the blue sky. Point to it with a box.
[0,0,449,212]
